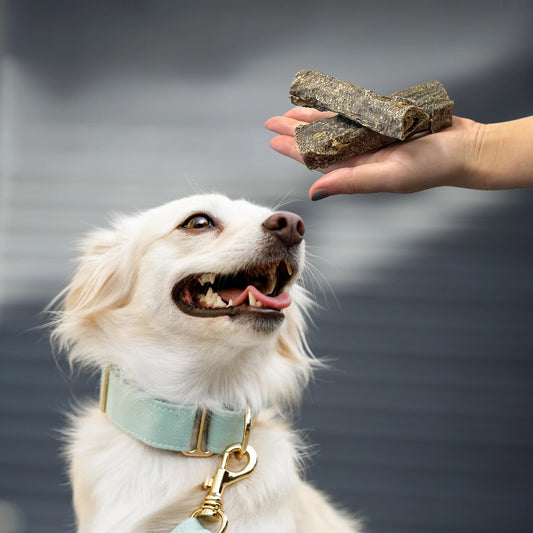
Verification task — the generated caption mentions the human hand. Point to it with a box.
[265,108,487,200]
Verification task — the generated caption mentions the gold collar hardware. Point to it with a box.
[100,363,110,413]
[237,404,253,458]
[181,408,213,457]
[181,403,254,458]
[191,443,258,533]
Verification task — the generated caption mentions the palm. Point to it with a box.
[265,108,478,197]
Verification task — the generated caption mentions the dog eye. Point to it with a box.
[181,214,215,230]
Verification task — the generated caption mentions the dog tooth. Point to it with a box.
[228,299,233,307]
[205,287,218,305]
[215,295,226,308]
[285,260,293,276]
[248,291,257,307]
[199,273,216,285]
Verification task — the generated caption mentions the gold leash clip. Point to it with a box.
[191,443,258,533]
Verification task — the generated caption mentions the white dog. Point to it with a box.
[51,194,362,533]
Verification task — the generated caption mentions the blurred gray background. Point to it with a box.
[1,1,533,532]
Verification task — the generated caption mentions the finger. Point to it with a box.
[284,107,337,122]
[270,135,304,164]
[265,116,306,136]
[309,162,416,198]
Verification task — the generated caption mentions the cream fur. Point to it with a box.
[51,194,363,532]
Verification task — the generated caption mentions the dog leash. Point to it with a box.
[100,365,258,532]
[171,518,209,532]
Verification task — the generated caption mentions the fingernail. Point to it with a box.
[311,189,329,201]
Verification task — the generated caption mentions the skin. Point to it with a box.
[265,108,533,200]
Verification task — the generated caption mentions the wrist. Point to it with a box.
[462,120,492,190]
[465,117,533,190]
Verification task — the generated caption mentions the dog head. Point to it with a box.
[51,194,314,410]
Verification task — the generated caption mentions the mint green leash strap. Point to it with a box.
[171,518,209,532]
[101,366,248,454]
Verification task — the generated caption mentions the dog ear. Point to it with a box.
[48,218,140,366]
[62,219,138,319]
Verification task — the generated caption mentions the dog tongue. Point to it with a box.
[218,285,291,309]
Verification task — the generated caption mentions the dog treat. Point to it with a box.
[294,81,454,169]
[289,70,429,140]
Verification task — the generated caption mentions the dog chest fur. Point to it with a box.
[68,408,310,533]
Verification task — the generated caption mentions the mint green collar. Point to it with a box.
[100,366,250,455]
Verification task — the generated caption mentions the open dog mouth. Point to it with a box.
[172,258,296,318]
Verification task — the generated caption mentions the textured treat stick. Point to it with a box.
[290,70,429,140]
[295,81,454,169]
[400,81,454,133]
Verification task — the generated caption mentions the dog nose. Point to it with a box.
[263,211,305,247]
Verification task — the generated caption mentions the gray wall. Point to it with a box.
[1,1,533,532]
